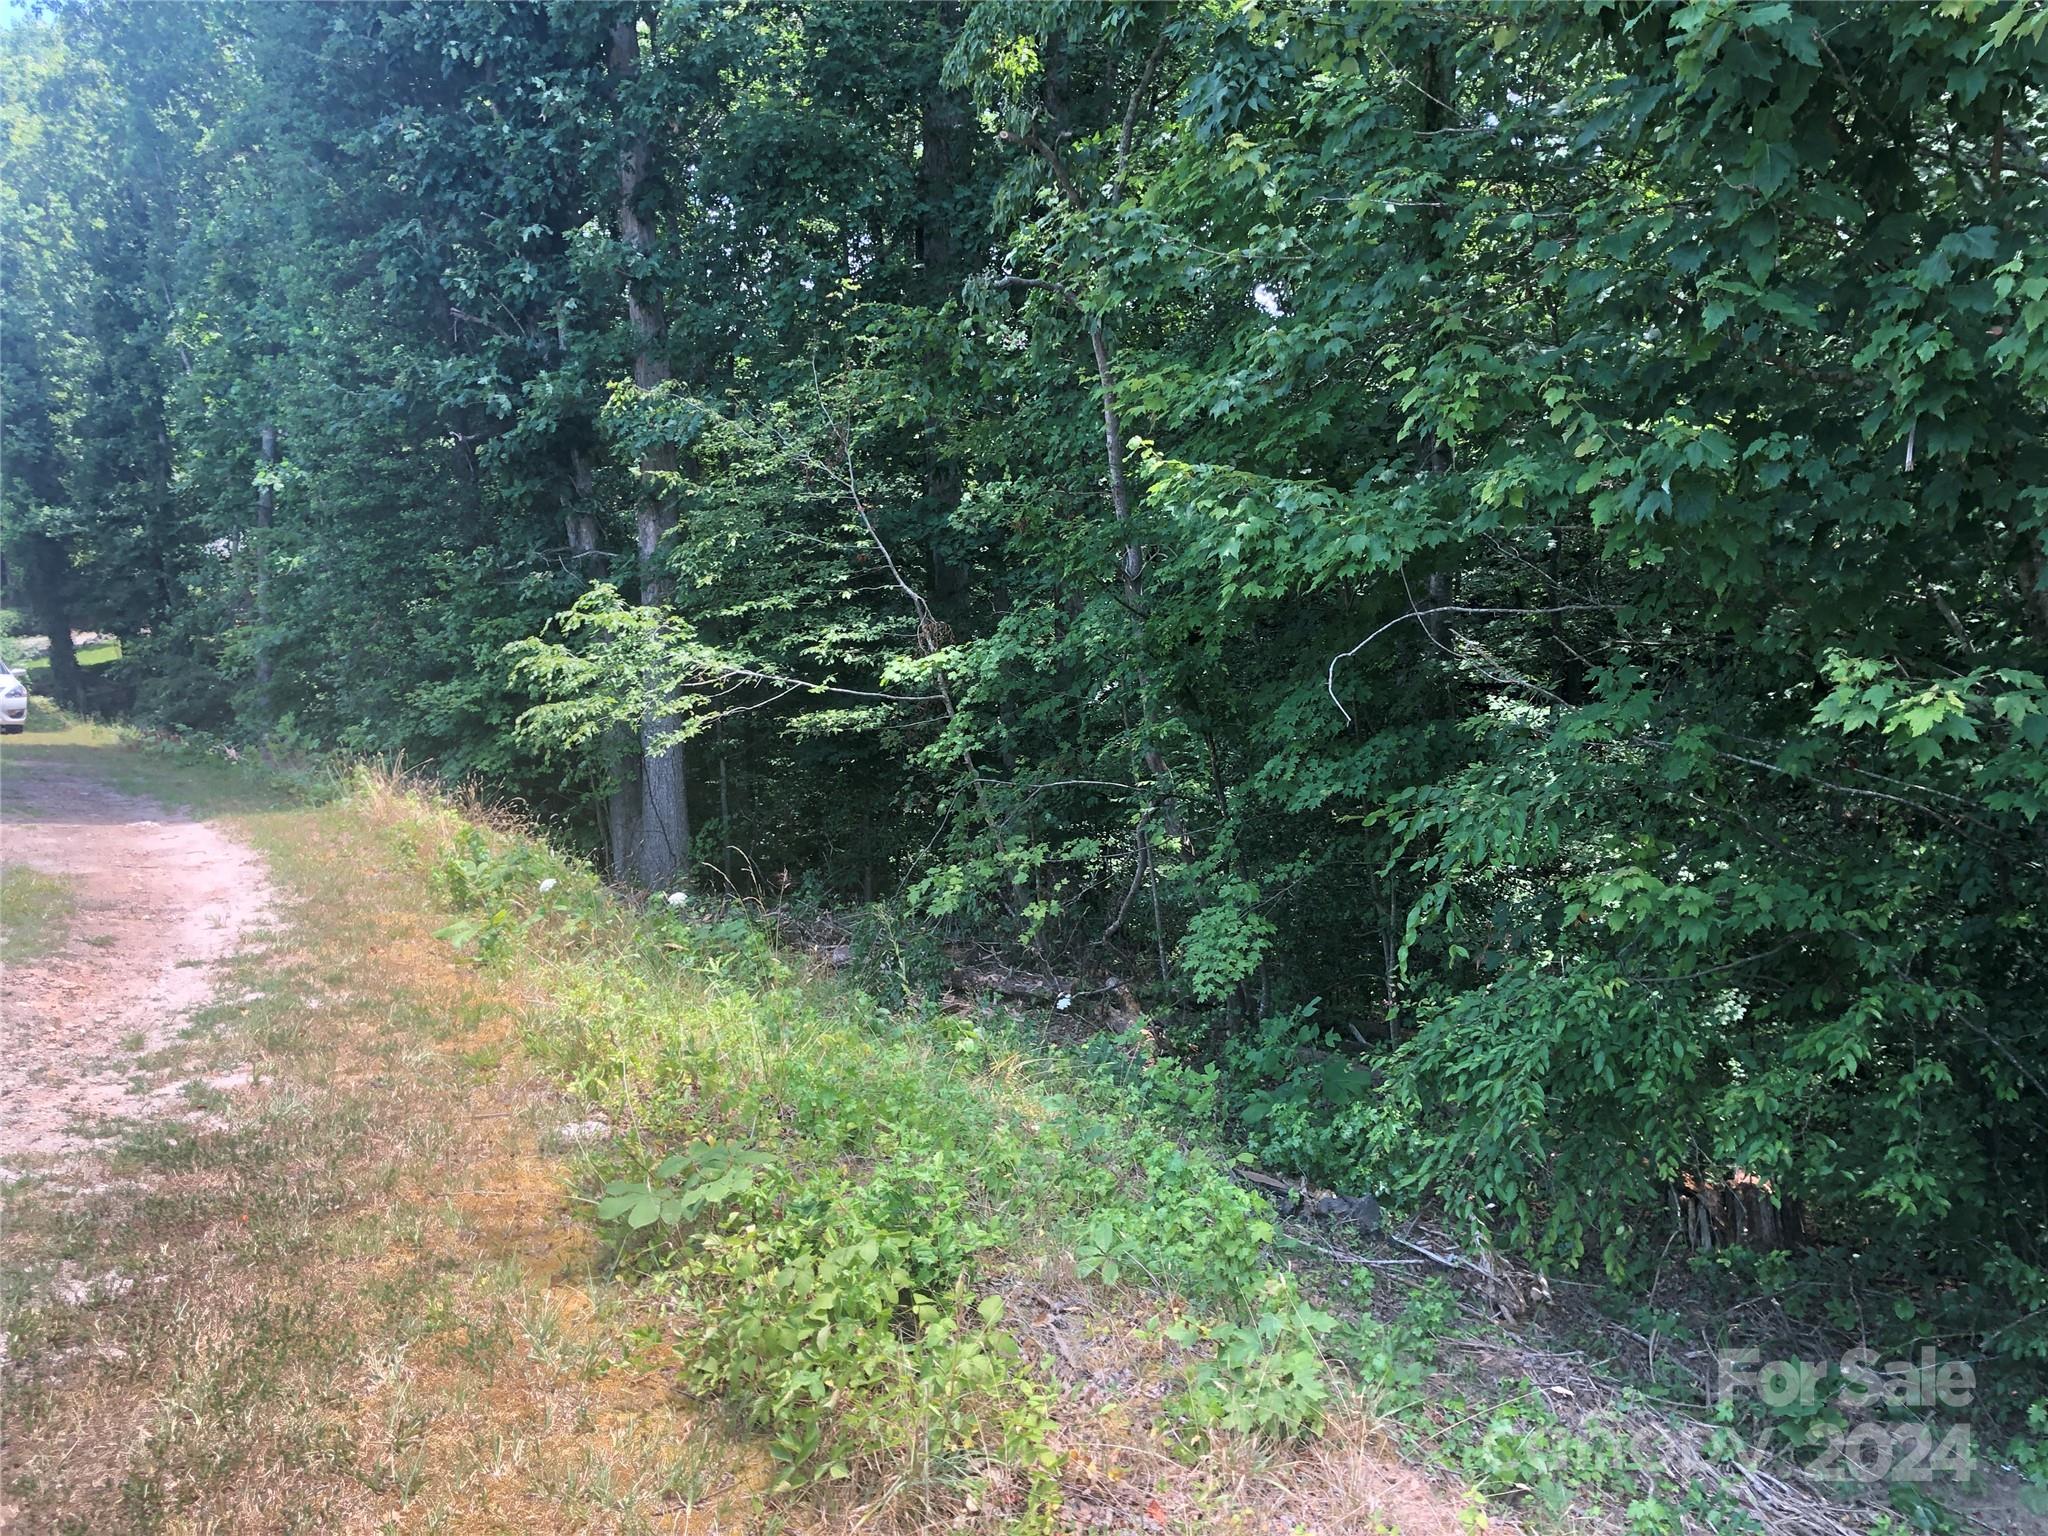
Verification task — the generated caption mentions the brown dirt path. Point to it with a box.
[0,753,272,1172]
[0,746,772,1534]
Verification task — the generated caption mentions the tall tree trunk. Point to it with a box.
[11,352,86,710]
[917,18,972,616]
[564,446,602,568]
[1415,41,1455,654]
[567,446,641,882]
[716,716,733,881]
[152,422,176,620]
[1006,38,1192,964]
[611,15,689,888]
[21,533,85,709]
[1085,318,1185,850]
[254,420,276,718]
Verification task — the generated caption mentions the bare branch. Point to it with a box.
[1110,27,1171,201]
[683,659,944,707]
[1326,603,1613,724]
[1000,126,1088,211]
[992,273,1082,307]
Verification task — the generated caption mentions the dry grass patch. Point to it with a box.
[1,778,781,1535]
[987,1260,1510,1536]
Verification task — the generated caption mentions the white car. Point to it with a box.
[1,664,27,733]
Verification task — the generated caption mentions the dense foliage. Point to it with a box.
[6,0,2047,1319]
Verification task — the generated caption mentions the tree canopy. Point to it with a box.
[5,0,2046,1324]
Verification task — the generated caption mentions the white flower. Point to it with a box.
[1055,994,1072,1011]
[538,877,557,894]
[666,891,688,908]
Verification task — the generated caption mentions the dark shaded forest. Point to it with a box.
[5,0,2046,1321]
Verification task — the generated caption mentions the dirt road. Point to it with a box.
[1,734,745,1533]
[0,751,272,1172]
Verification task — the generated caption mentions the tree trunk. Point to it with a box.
[1014,75,1187,857]
[254,420,276,717]
[1086,319,1186,849]
[927,458,969,617]
[611,14,689,888]
[1415,43,1455,655]
[21,534,85,709]
[565,447,602,569]
[716,717,733,881]
[917,22,973,616]
[1006,58,1194,927]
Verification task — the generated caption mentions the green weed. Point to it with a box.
[0,862,76,962]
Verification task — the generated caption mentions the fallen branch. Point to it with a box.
[1275,1230,1423,1268]
[1235,1164,1544,1317]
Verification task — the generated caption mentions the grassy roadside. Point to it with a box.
[327,774,2048,1536]
[1,725,774,1533]
[381,784,1499,1535]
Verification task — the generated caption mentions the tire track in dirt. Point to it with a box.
[0,754,272,1173]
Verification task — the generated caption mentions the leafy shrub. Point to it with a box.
[431,825,602,960]
[1170,1291,1337,1438]
[600,1142,1057,1501]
